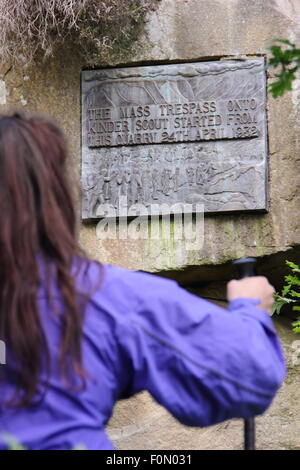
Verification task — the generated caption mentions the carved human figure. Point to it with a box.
[186,166,195,186]
[196,162,213,188]
[87,170,107,216]
[173,167,180,192]
[151,168,160,200]
[83,173,97,215]
[147,148,155,163]
[141,168,153,206]
[120,169,131,199]
[103,168,117,202]
[109,169,123,208]
[184,149,194,162]
[196,165,204,186]
[205,162,214,183]
[161,168,173,196]
[118,152,125,166]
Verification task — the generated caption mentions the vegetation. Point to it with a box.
[272,261,300,333]
[0,0,159,66]
[267,39,300,98]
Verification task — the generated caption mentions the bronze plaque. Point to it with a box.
[81,58,268,219]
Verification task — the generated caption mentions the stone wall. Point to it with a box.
[1,0,300,450]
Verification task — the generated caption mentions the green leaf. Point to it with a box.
[286,260,300,272]
[292,317,300,333]
[276,295,296,304]
[272,300,285,315]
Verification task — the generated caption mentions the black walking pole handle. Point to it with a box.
[232,257,257,451]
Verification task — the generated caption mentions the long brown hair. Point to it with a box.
[0,111,91,406]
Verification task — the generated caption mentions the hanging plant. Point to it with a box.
[0,0,159,67]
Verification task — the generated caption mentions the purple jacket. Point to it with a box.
[0,260,285,450]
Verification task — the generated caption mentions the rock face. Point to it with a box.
[1,0,299,274]
[1,0,300,451]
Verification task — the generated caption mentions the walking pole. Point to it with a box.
[232,256,257,451]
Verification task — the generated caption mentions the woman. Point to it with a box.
[0,112,285,450]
